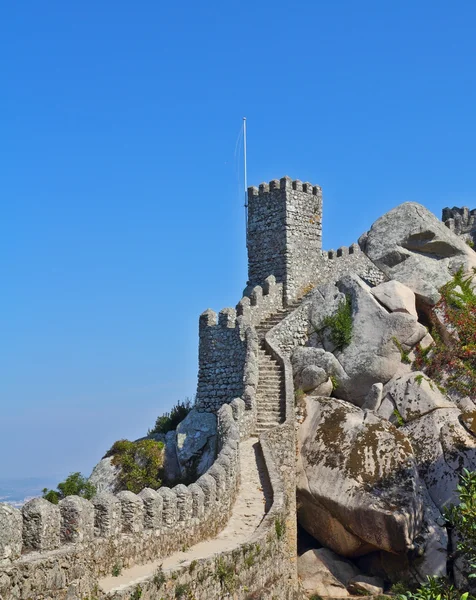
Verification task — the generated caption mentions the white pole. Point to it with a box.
[243,117,248,234]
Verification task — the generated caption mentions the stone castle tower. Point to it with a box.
[246,175,323,304]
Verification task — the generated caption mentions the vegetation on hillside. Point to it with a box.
[398,469,476,600]
[148,397,194,435]
[104,438,165,494]
[323,294,353,350]
[42,472,96,504]
[414,268,476,397]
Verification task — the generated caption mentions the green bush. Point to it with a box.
[149,397,194,435]
[105,439,165,494]
[323,295,353,350]
[42,472,96,504]
[414,269,476,397]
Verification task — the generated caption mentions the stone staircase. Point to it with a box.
[254,303,299,434]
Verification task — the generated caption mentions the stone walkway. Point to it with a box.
[100,437,270,594]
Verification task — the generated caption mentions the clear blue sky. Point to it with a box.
[1,1,476,480]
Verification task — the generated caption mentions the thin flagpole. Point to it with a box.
[243,117,248,235]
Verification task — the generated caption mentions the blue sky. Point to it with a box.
[1,1,476,480]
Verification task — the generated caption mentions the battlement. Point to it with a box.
[248,176,322,198]
[0,404,241,584]
[247,175,323,304]
[326,243,361,259]
[442,206,476,244]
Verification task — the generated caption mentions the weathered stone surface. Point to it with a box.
[298,549,349,597]
[59,496,94,543]
[360,202,476,306]
[92,492,121,537]
[380,372,455,424]
[22,498,61,551]
[371,280,418,318]
[303,274,426,404]
[176,409,217,480]
[297,396,423,557]
[0,504,22,564]
[347,574,384,595]
[297,365,327,392]
[362,382,384,411]
[88,456,120,493]
[116,491,144,533]
[138,487,163,529]
[402,408,476,510]
[313,547,360,585]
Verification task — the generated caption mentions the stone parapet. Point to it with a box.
[443,206,476,245]
[0,404,243,599]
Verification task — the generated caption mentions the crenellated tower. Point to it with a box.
[247,175,323,304]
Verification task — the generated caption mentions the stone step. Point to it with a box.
[254,424,281,433]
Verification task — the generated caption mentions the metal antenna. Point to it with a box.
[243,117,248,235]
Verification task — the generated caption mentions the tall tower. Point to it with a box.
[247,176,323,304]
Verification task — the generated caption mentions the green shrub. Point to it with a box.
[392,408,405,428]
[393,336,411,364]
[215,557,236,592]
[275,515,286,540]
[323,295,353,350]
[42,472,96,505]
[397,469,476,600]
[105,439,164,494]
[294,388,305,404]
[414,269,476,397]
[149,397,194,435]
[111,563,122,577]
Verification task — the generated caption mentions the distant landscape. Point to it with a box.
[0,476,59,508]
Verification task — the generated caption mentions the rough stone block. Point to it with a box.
[22,498,61,551]
[0,504,22,564]
[59,496,94,543]
[196,474,216,509]
[139,488,163,529]
[92,492,121,537]
[117,491,144,534]
[173,484,193,523]
[158,487,177,528]
[188,483,205,519]
[208,463,227,501]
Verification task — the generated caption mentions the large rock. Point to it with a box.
[300,274,427,404]
[371,280,418,318]
[298,549,350,597]
[313,547,361,586]
[88,456,120,493]
[360,202,476,307]
[402,408,476,510]
[176,409,217,481]
[297,396,423,557]
[378,372,455,424]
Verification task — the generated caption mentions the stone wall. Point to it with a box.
[97,310,302,600]
[238,275,284,327]
[442,206,476,245]
[247,176,323,304]
[316,243,385,288]
[0,403,244,600]
[99,425,301,600]
[196,308,247,412]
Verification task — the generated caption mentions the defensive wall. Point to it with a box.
[443,206,476,245]
[0,175,392,599]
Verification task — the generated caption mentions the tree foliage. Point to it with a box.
[42,472,96,504]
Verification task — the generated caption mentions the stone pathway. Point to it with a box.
[99,438,269,594]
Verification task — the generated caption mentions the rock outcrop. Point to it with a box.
[297,396,423,557]
[359,202,476,307]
